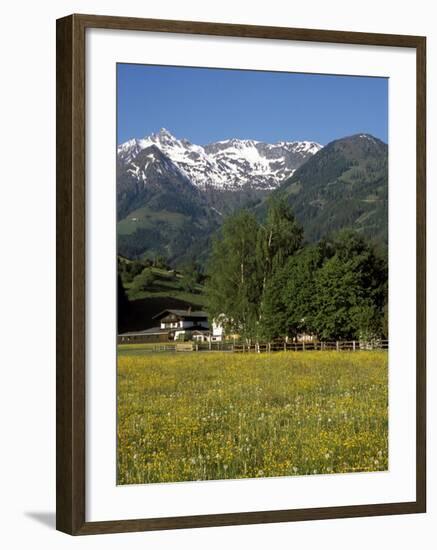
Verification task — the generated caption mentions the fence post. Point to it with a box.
[353,340,356,351]
[336,341,339,352]
[302,341,306,351]
[284,342,286,352]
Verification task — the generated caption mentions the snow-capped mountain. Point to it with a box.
[118,128,322,191]
[116,131,387,266]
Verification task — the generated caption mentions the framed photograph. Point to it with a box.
[56,14,426,535]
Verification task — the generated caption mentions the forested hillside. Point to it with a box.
[271,133,388,246]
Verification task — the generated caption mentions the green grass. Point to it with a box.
[118,343,170,351]
[126,287,205,307]
[123,266,204,306]
[117,351,388,484]
[118,343,176,357]
[117,206,187,236]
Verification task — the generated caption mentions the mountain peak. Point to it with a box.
[276,131,388,243]
[118,129,323,191]
[151,127,178,143]
[330,133,386,146]
[324,133,387,160]
[157,127,172,137]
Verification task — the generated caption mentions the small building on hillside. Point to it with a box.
[191,330,210,343]
[153,308,209,340]
[211,317,225,342]
[155,308,209,330]
[118,308,228,344]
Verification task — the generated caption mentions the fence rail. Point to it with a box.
[119,340,388,354]
[228,340,389,353]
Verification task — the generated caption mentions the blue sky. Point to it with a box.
[117,64,388,146]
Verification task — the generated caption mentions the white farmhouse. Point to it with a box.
[211,317,225,342]
[153,308,209,340]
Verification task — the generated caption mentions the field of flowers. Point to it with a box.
[117,351,388,484]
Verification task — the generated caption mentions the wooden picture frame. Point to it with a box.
[56,13,426,535]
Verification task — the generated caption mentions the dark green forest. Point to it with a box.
[205,197,388,342]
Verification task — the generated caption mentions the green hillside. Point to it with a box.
[117,257,205,333]
[272,134,388,246]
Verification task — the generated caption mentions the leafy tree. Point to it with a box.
[153,255,168,269]
[257,197,303,337]
[205,210,261,341]
[312,255,364,340]
[180,261,201,293]
[117,275,130,332]
[258,267,289,341]
[352,300,382,341]
[281,245,327,337]
[331,230,387,313]
[382,302,389,339]
[257,196,303,279]
[207,200,305,341]
[130,268,155,294]
[117,258,144,283]
[312,231,387,340]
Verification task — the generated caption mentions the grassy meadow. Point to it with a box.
[123,266,205,305]
[117,350,388,485]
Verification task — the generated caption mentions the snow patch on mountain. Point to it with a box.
[118,128,323,191]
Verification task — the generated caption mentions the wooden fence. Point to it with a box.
[232,340,389,353]
[193,340,388,353]
[212,340,390,353]
[120,340,388,354]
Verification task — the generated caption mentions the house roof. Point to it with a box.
[119,326,168,336]
[153,309,208,320]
